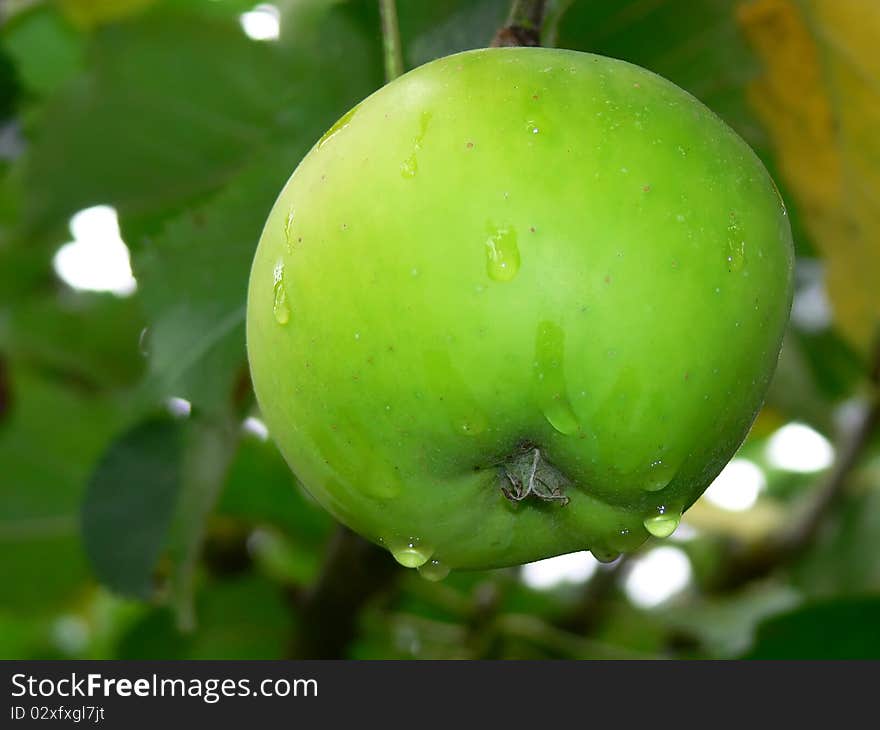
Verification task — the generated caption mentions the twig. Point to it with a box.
[713,336,880,591]
[291,526,400,658]
[379,0,404,82]
[491,0,548,47]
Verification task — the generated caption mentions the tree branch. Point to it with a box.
[559,555,630,633]
[491,0,548,47]
[291,526,400,658]
[713,335,880,591]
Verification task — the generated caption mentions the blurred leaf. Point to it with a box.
[167,416,240,630]
[20,5,296,235]
[246,526,324,586]
[0,612,52,660]
[4,290,146,389]
[1,6,84,97]
[763,333,839,432]
[218,431,332,542]
[0,367,125,612]
[398,0,508,67]
[126,2,382,411]
[0,47,19,121]
[744,596,880,658]
[19,0,381,239]
[81,416,184,598]
[116,574,290,659]
[659,583,800,657]
[793,475,880,595]
[134,153,295,410]
[793,327,865,399]
[738,0,880,351]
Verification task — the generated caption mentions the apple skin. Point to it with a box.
[246,48,793,573]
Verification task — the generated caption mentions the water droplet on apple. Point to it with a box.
[272,260,290,325]
[458,416,487,437]
[592,548,620,563]
[418,558,450,582]
[317,104,359,148]
[643,459,675,492]
[643,507,680,538]
[400,155,418,178]
[400,111,431,181]
[534,321,579,435]
[726,240,745,272]
[484,225,520,281]
[389,538,433,568]
[283,209,295,250]
[726,218,746,272]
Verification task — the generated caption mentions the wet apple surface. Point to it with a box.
[246,47,793,576]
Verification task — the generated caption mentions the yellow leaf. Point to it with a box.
[738,0,880,352]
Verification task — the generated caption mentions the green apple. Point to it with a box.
[246,47,793,577]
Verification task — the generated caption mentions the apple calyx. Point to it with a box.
[500,444,570,506]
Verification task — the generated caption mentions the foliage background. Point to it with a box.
[1,0,879,659]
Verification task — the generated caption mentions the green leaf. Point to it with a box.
[81,416,184,598]
[0,367,125,613]
[658,584,801,658]
[134,154,296,410]
[745,597,880,658]
[793,477,880,595]
[1,6,85,97]
[167,416,240,630]
[19,0,382,239]
[218,431,332,542]
[4,291,147,390]
[20,6,295,235]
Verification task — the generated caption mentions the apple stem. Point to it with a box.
[379,0,404,82]
[491,0,548,47]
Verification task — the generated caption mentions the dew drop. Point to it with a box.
[389,539,433,568]
[400,111,432,181]
[592,548,620,564]
[283,209,295,249]
[458,416,487,437]
[272,260,290,325]
[317,104,359,148]
[644,507,681,538]
[726,238,745,272]
[400,155,418,178]
[418,558,450,582]
[643,459,676,492]
[534,321,579,435]
[484,225,520,282]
